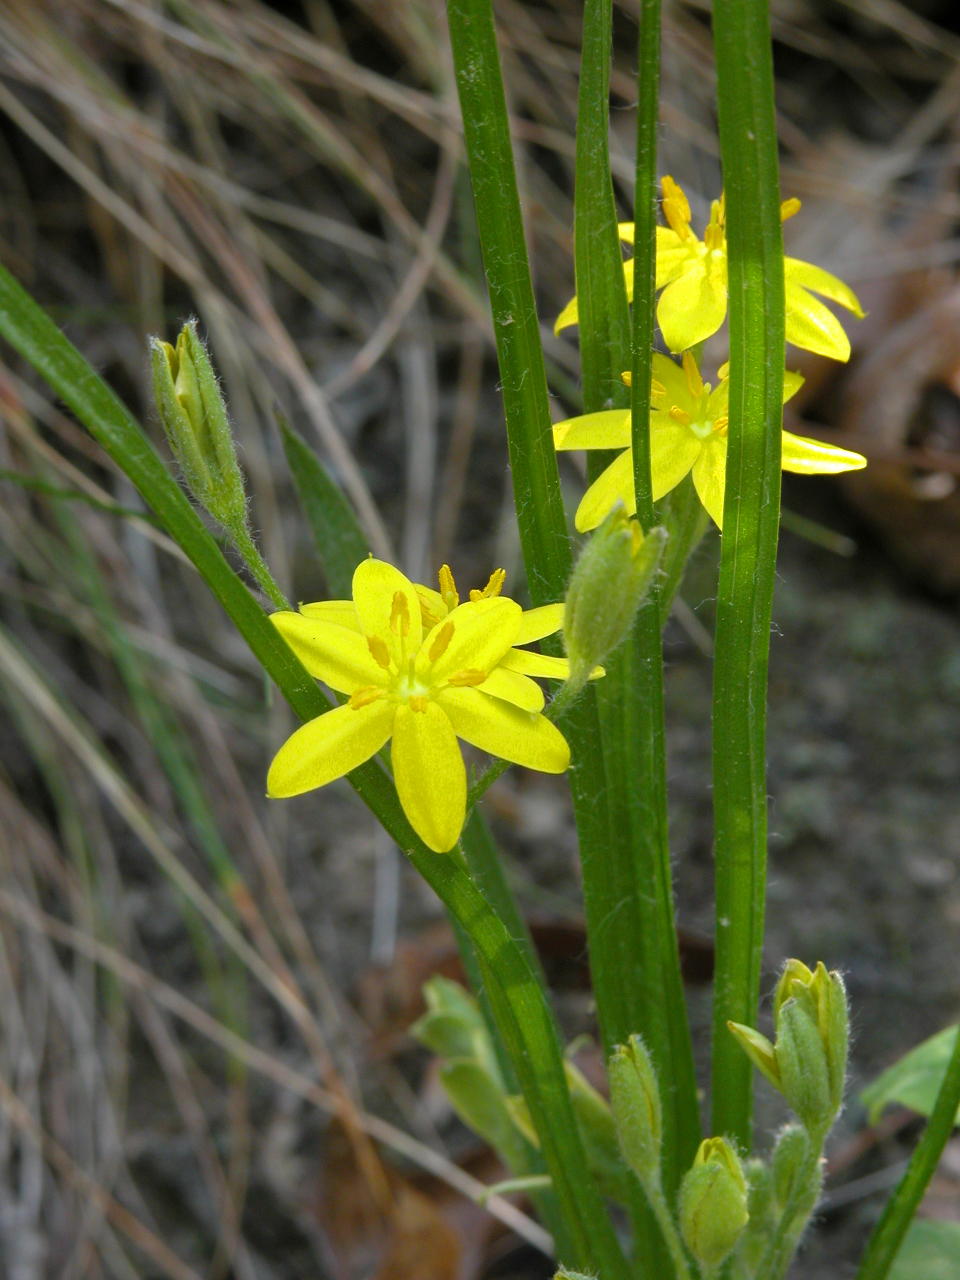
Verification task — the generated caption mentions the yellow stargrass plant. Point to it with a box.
[267,558,570,852]
[554,353,866,531]
[4,0,959,1274]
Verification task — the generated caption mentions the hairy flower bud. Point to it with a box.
[150,319,247,529]
[729,960,849,1134]
[678,1137,749,1273]
[563,507,666,691]
[608,1035,662,1187]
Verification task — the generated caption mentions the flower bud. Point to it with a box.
[150,320,247,529]
[728,960,849,1134]
[563,507,666,691]
[678,1137,749,1273]
[607,1035,662,1187]
[776,961,849,1125]
[553,1270,595,1280]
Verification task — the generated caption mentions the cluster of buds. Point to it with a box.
[728,959,849,1133]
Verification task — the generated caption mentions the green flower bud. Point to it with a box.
[678,1137,749,1273]
[150,320,247,529]
[770,961,848,1131]
[563,507,666,691]
[728,960,849,1134]
[553,1270,596,1280]
[607,1035,662,1187]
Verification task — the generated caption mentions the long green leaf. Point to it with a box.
[710,0,785,1148]
[856,1027,960,1280]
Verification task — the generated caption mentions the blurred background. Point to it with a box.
[1,1,959,1275]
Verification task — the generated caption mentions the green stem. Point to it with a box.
[709,0,786,1149]
[643,1180,694,1280]
[855,1026,960,1280]
[228,522,289,610]
[758,1124,827,1280]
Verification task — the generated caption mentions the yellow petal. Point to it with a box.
[784,258,864,318]
[785,285,851,361]
[271,612,386,692]
[298,600,360,629]
[438,687,570,773]
[414,583,449,628]
[514,602,564,644]
[352,559,423,659]
[501,649,571,679]
[651,352,695,411]
[554,409,631,451]
[555,294,579,334]
[650,416,702,500]
[575,450,636,531]
[477,666,545,712]
[692,437,728,529]
[657,266,728,353]
[267,700,394,797]
[392,702,466,852]
[421,597,521,683]
[655,226,699,288]
[617,222,636,245]
[780,430,867,475]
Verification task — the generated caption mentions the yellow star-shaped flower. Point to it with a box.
[556,176,865,361]
[267,559,570,852]
[553,352,867,531]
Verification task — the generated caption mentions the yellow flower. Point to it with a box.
[556,176,865,361]
[553,352,867,531]
[267,559,570,852]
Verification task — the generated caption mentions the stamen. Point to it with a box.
[349,686,384,709]
[780,197,801,222]
[447,669,487,687]
[390,590,410,637]
[469,568,506,602]
[367,635,392,669]
[712,415,729,436]
[661,175,693,241]
[718,361,730,382]
[408,695,429,713]
[669,406,692,425]
[429,621,455,662]
[438,564,459,613]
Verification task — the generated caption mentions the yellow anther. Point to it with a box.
[712,415,729,436]
[367,635,392,669]
[429,620,455,662]
[390,590,410,636]
[408,695,429,713]
[669,405,692,425]
[718,361,730,382]
[447,669,487,687]
[438,564,459,613]
[349,686,384,709]
[662,175,692,240]
[682,350,703,397]
[469,568,506,602]
[651,377,665,398]
[780,197,801,222]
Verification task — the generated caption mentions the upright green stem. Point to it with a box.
[758,1124,827,1280]
[709,0,785,1149]
[855,1026,960,1280]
